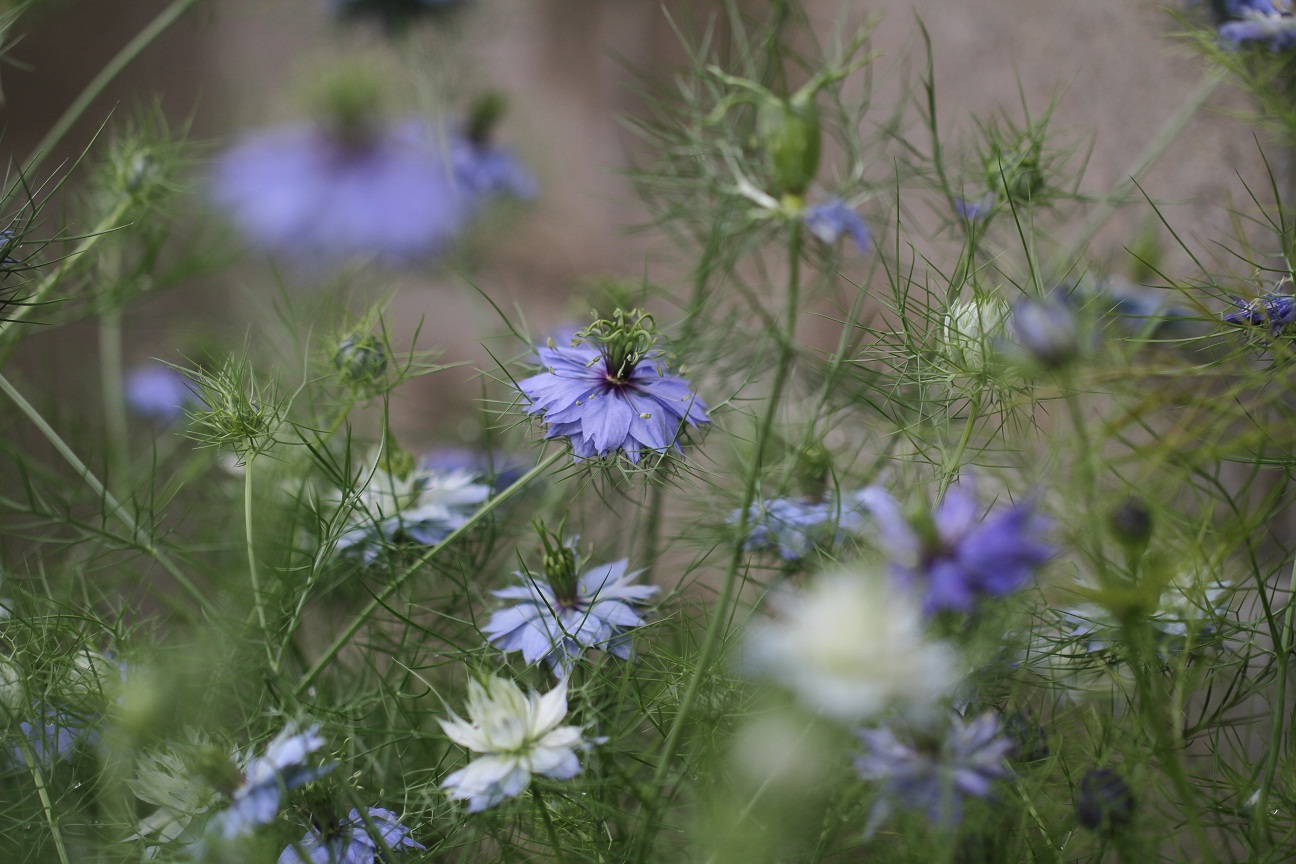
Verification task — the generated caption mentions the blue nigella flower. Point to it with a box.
[6,706,99,769]
[483,533,658,678]
[802,197,871,253]
[279,807,425,864]
[953,192,995,221]
[734,491,869,561]
[125,362,196,425]
[210,723,332,839]
[855,712,1012,837]
[421,447,526,493]
[1218,4,1296,48]
[516,310,709,463]
[212,119,534,268]
[1223,291,1296,336]
[1011,294,1081,368]
[1076,768,1135,831]
[861,481,1052,615]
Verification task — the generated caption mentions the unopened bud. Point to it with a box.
[757,94,821,198]
[333,333,388,386]
[1076,768,1135,831]
[1109,497,1152,552]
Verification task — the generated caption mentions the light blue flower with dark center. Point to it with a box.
[735,491,869,561]
[802,197,870,253]
[483,532,657,678]
[125,363,196,425]
[516,310,709,464]
[861,481,1052,615]
[855,712,1012,836]
[213,118,534,268]
[1223,291,1296,336]
[210,723,332,839]
[279,807,424,864]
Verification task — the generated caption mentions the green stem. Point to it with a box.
[634,222,804,863]
[99,303,127,479]
[1251,555,1296,848]
[534,787,569,864]
[27,760,71,864]
[244,456,276,672]
[16,0,203,185]
[0,371,213,615]
[294,450,563,696]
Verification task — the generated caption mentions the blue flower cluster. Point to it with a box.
[735,491,869,561]
[1216,1,1296,49]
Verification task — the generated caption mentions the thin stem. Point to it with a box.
[99,303,127,479]
[534,788,569,864]
[0,371,213,615]
[635,221,804,863]
[294,450,564,696]
[1251,555,1296,847]
[16,0,203,185]
[244,456,276,673]
[27,760,71,864]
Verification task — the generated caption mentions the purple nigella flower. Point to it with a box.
[7,707,99,769]
[1011,294,1080,367]
[483,536,657,678]
[125,363,195,425]
[279,807,424,864]
[516,312,709,463]
[212,120,533,267]
[211,723,331,839]
[861,481,1052,615]
[855,712,1012,836]
[421,447,526,493]
[1219,6,1296,48]
[802,197,871,253]
[735,491,869,561]
[953,192,995,221]
[1223,291,1296,336]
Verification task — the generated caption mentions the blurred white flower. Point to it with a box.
[440,676,588,812]
[942,296,1009,374]
[745,567,959,722]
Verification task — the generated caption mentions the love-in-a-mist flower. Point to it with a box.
[333,446,490,561]
[1011,294,1080,368]
[745,566,959,722]
[126,363,196,425]
[483,530,657,677]
[279,807,425,864]
[735,491,870,561]
[440,676,588,812]
[210,723,331,839]
[802,197,870,253]
[1219,5,1296,49]
[213,94,534,268]
[855,712,1011,836]
[516,310,709,463]
[861,481,1052,615]
[6,706,99,769]
[128,736,225,854]
[1223,291,1296,336]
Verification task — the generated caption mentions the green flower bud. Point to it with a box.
[333,333,388,386]
[757,93,821,198]
[985,135,1043,203]
[535,522,578,603]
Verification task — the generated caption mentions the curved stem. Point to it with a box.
[635,221,804,863]
[294,450,564,696]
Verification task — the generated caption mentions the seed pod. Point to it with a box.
[757,93,821,198]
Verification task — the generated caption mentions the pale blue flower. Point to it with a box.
[278,807,424,864]
[211,724,331,839]
[855,713,1011,836]
[862,481,1052,614]
[484,557,657,678]
[516,338,709,464]
[802,197,870,252]
[6,707,98,769]
[125,363,195,425]
[1011,295,1080,367]
[736,490,869,561]
[953,192,995,221]
[1218,5,1296,48]
[1223,291,1296,336]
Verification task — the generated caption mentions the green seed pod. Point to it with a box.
[757,93,821,198]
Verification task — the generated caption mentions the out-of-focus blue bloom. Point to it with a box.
[735,491,869,561]
[855,712,1012,836]
[1219,6,1296,48]
[211,723,331,839]
[1223,291,1296,336]
[0,229,20,269]
[802,197,870,253]
[1011,295,1081,367]
[1076,768,1135,831]
[953,192,995,221]
[483,549,658,678]
[861,481,1052,614]
[6,707,98,769]
[212,120,534,268]
[278,807,424,864]
[422,448,526,493]
[333,461,491,562]
[516,316,709,464]
[126,363,195,425]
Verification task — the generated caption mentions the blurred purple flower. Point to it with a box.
[855,712,1011,836]
[516,339,709,464]
[861,481,1052,614]
[484,557,657,678]
[212,723,331,839]
[1223,291,1296,336]
[1011,295,1080,367]
[1218,6,1296,48]
[7,707,99,769]
[802,197,870,253]
[954,192,995,221]
[126,363,195,425]
[735,491,869,561]
[212,120,534,267]
[421,447,526,493]
[278,807,424,864]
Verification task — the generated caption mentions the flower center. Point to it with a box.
[576,308,658,384]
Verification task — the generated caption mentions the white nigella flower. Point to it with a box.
[483,532,657,678]
[439,676,588,812]
[128,737,224,855]
[745,566,960,722]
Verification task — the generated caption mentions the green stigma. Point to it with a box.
[535,522,578,603]
[576,308,658,382]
